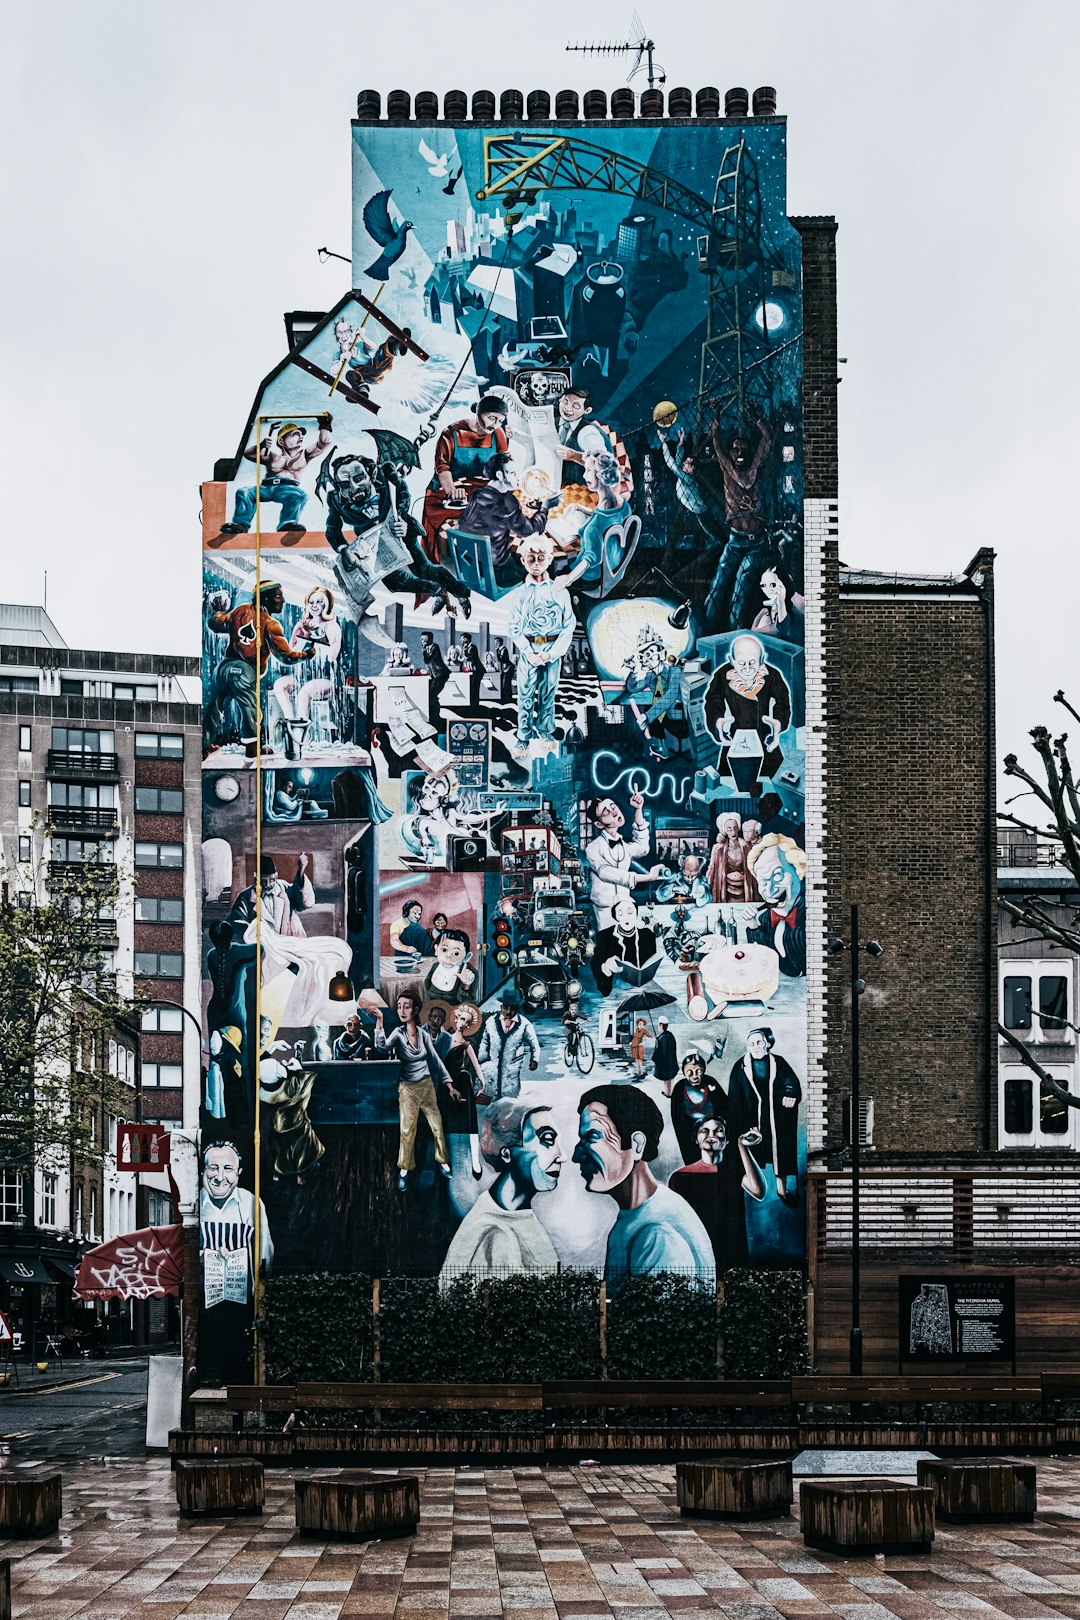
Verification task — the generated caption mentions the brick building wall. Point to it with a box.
[823,561,996,1156]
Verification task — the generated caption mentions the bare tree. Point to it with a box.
[999,692,1080,1106]
[0,833,132,1178]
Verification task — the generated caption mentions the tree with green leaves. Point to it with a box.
[0,833,133,1190]
[999,693,1080,1109]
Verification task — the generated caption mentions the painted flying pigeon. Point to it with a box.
[362,189,413,282]
[418,138,450,178]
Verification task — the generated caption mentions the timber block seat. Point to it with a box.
[295,1470,419,1540]
[175,1458,265,1517]
[0,1472,62,1537]
[677,1457,793,1519]
[800,1479,934,1555]
[916,1457,1036,1523]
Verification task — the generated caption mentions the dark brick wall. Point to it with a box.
[823,562,996,1154]
[793,216,838,501]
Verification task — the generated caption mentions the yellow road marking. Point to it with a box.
[3,1372,122,1398]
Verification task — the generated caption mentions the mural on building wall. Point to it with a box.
[199,111,807,1375]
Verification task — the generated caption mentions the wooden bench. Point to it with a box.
[0,1472,62,1537]
[175,1458,265,1517]
[677,1458,792,1519]
[800,1480,935,1555]
[294,1381,542,1412]
[295,1471,419,1540]
[543,1380,792,1410]
[916,1457,1036,1522]
[793,1376,1041,1409]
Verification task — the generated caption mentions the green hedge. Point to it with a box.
[258,1268,808,1384]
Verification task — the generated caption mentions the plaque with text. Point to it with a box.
[899,1275,1015,1363]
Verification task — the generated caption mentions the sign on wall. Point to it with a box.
[199,101,808,1377]
[900,1275,1016,1364]
[117,1122,171,1171]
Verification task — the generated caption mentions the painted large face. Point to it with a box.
[520,539,553,580]
[754,846,801,909]
[396,995,416,1022]
[746,1030,770,1060]
[640,640,663,670]
[435,936,467,968]
[574,1101,635,1193]
[427,1007,447,1033]
[337,459,373,502]
[732,642,763,684]
[559,393,588,423]
[612,896,638,931]
[512,1114,564,1194]
[683,1058,705,1087]
[281,430,304,452]
[595,799,624,835]
[203,1147,240,1203]
[696,1117,726,1161]
[478,409,505,433]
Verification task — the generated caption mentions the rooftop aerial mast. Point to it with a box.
[566,12,666,91]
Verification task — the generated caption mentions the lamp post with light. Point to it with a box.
[827,904,884,1377]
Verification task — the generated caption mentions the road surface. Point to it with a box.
[0,1359,149,1460]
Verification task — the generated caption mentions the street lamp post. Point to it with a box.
[827,904,884,1377]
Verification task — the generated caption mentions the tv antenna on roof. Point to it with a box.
[566,12,667,90]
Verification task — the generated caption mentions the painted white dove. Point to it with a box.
[418,138,450,178]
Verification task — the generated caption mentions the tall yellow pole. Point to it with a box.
[248,413,326,1384]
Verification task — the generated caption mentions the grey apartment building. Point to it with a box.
[0,604,200,1344]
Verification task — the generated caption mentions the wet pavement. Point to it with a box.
[5,1453,1080,1617]
[0,1359,147,1461]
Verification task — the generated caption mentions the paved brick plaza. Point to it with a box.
[8,1458,1080,1620]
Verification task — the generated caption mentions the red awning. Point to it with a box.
[73,1225,184,1301]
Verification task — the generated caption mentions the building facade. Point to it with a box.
[0,607,201,1348]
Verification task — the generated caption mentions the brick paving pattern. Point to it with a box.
[7,1458,1080,1619]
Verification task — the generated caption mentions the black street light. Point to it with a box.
[827,903,884,1375]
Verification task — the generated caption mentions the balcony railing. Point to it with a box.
[46,807,119,835]
[47,861,115,885]
[47,750,120,778]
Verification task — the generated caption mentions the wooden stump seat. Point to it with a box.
[916,1457,1036,1523]
[800,1479,935,1555]
[295,1471,419,1540]
[175,1458,265,1517]
[0,1472,62,1537]
[677,1457,793,1519]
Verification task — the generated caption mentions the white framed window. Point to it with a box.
[40,1173,57,1228]
[0,1172,25,1224]
[134,952,183,978]
[1000,962,1072,1042]
[134,842,183,868]
[1000,1067,1079,1150]
[135,733,183,758]
[143,1063,182,1089]
[141,1007,183,1033]
[19,725,31,751]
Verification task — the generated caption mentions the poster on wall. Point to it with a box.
[198,106,808,1379]
[899,1276,1016,1365]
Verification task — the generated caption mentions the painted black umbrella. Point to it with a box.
[618,986,676,1038]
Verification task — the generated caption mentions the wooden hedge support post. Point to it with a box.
[678,1458,792,1519]
[916,1458,1036,1523]
[295,1471,419,1541]
[0,1473,62,1537]
[800,1480,934,1556]
[175,1459,265,1517]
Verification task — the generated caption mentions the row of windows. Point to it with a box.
[40,839,183,869]
[50,837,113,863]
[49,782,115,809]
[1,677,39,694]
[22,783,183,816]
[14,728,185,756]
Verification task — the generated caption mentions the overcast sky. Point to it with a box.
[2,0,1077,771]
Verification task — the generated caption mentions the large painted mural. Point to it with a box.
[199,109,807,1378]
